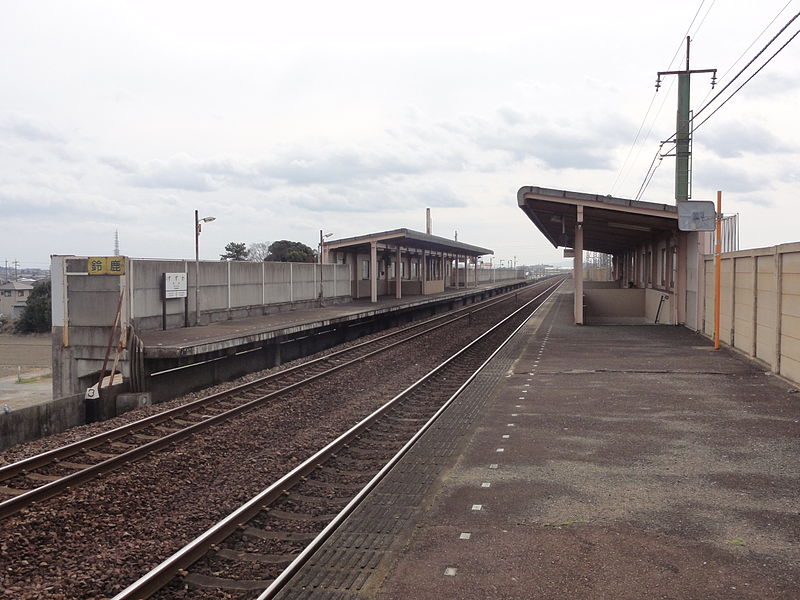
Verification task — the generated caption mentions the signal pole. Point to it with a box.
[656,37,716,204]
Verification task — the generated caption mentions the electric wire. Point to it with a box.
[693,9,800,122]
[634,9,800,200]
[698,0,796,107]
[693,24,800,132]
[609,0,710,195]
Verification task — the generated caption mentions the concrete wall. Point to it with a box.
[583,288,674,325]
[127,258,351,330]
[700,242,800,385]
[645,288,673,323]
[584,289,645,318]
[477,268,526,283]
[51,256,351,399]
[0,393,84,450]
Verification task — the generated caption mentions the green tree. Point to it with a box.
[220,241,248,261]
[14,280,51,334]
[266,240,317,263]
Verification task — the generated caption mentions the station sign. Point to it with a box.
[164,272,188,298]
[563,248,575,258]
[678,201,716,231]
[88,256,126,275]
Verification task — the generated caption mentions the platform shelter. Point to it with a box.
[518,186,711,327]
[322,228,493,303]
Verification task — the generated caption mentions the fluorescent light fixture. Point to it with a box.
[607,221,651,232]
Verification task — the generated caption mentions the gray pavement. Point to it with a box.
[281,283,800,599]
[0,333,52,411]
[0,370,52,411]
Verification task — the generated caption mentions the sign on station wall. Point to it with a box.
[88,256,126,275]
[164,272,188,298]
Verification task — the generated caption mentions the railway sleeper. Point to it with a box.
[24,472,63,482]
[214,548,299,566]
[242,527,318,542]
[266,508,339,522]
[301,477,365,493]
[58,461,96,470]
[182,572,274,591]
[287,491,350,505]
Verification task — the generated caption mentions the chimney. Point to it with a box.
[426,208,432,235]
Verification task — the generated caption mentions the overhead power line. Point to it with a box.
[634,9,800,201]
[694,24,800,132]
[698,0,795,107]
[693,9,800,123]
[610,0,714,196]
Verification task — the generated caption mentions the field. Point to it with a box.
[0,333,51,378]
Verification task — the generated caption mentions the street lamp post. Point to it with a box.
[194,210,216,326]
[319,230,333,306]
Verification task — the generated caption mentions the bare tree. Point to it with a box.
[247,241,272,261]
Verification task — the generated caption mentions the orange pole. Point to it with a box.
[713,190,722,350]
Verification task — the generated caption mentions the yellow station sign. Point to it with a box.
[87,256,126,275]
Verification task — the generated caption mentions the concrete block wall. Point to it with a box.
[476,268,526,283]
[701,242,800,385]
[126,258,350,330]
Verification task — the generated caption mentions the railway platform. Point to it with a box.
[139,280,527,359]
[137,279,530,403]
[279,282,800,599]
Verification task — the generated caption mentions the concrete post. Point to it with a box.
[677,232,687,325]
[773,247,783,374]
[751,253,758,357]
[421,248,427,295]
[574,206,584,325]
[395,244,402,299]
[370,241,378,303]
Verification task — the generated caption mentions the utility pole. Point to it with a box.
[656,37,716,204]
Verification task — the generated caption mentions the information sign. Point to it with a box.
[164,272,188,298]
[678,201,716,231]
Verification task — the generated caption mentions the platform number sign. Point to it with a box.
[164,272,188,299]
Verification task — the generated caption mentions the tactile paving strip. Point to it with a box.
[274,296,560,599]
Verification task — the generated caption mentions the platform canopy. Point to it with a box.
[517,186,679,254]
[324,228,492,257]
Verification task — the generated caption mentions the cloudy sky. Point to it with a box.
[2,0,798,270]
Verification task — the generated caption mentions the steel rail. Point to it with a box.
[0,280,557,520]
[111,279,563,600]
[0,282,536,479]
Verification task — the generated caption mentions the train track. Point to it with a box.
[0,279,560,520]
[112,279,562,600]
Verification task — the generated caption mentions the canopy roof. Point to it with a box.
[518,186,679,255]
[324,228,492,257]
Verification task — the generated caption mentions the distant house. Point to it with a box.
[0,280,33,318]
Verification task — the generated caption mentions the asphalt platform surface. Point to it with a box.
[280,283,800,599]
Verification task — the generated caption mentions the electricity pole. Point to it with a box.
[656,37,716,204]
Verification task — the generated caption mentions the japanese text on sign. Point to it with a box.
[88,257,126,275]
[164,272,188,298]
